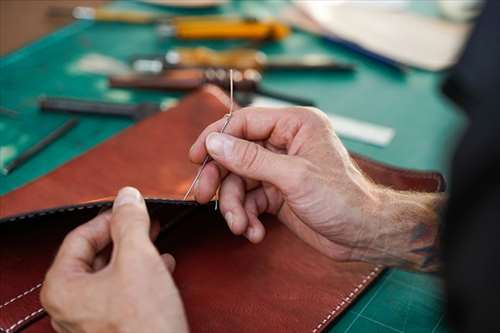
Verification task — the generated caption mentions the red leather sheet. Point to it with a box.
[0,86,444,332]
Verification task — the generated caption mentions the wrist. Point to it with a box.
[349,187,444,272]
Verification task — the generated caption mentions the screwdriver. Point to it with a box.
[158,17,290,41]
[131,47,355,74]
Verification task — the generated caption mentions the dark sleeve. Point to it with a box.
[441,1,500,332]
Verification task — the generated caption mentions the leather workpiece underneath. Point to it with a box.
[0,86,445,333]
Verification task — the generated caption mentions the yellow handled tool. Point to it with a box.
[159,17,290,41]
[172,47,265,70]
[48,6,289,41]
[131,47,356,73]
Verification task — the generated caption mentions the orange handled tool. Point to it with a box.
[159,17,290,41]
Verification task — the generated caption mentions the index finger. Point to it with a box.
[189,106,308,164]
[51,211,112,274]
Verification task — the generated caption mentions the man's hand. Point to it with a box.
[41,187,189,333]
[190,107,445,271]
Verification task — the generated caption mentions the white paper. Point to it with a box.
[328,114,395,147]
[286,1,470,71]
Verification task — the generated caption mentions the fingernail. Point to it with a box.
[225,212,233,228]
[114,186,142,207]
[206,133,232,158]
[245,227,255,241]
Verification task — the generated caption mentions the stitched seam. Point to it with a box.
[0,284,42,311]
[0,198,195,224]
[0,283,44,332]
[0,202,112,224]
[1,308,45,333]
[311,265,382,333]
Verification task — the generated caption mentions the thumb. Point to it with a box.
[110,187,152,253]
[205,133,304,193]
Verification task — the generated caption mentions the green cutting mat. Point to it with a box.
[0,1,465,332]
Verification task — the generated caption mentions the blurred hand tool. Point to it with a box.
[131,47,355,74]
[158,17,290,40]
[2,118,79,175]
[140,0,228,8]
[47,6,172,24]
[109,68,261,92]
[48,7,289,40]
[109,68,314,106]
[39,97,160,121]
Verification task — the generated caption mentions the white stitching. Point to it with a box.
[311,265,382,333]
[0,283,44,332]
[0,198,196,224]
[0,284,42,311]
[3,308,45,333]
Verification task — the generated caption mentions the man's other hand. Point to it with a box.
[41,187,189,333]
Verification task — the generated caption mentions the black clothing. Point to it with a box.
[442,1,500,332]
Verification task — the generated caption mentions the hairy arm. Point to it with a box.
[352,189,446,272]
[190,105,446,273]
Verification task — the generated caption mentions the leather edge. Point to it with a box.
[0,198,199,226]
[312,266,383,332]
[351,153,446,192]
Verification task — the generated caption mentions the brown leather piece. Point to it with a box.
[0,86,444,333]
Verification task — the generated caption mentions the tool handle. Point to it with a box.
[109,69,260,92]
[173,19,290,40]
[92,8,160,24]
[39,97,139,119]
[172,47,264,70]
[3,119,79,175]
[204,68,260,91]
[109,70,205,91]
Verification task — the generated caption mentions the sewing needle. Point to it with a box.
[183,69,235,201]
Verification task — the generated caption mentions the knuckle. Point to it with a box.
[274,116,302,146]
[294,106,330,127]
[40,278,66,317]
[234,142,261,172]
[63,228,84,246]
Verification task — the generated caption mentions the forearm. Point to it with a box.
[352,187,447,272]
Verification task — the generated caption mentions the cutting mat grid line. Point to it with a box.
[339,269,446,333]
[343,271,395,333]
